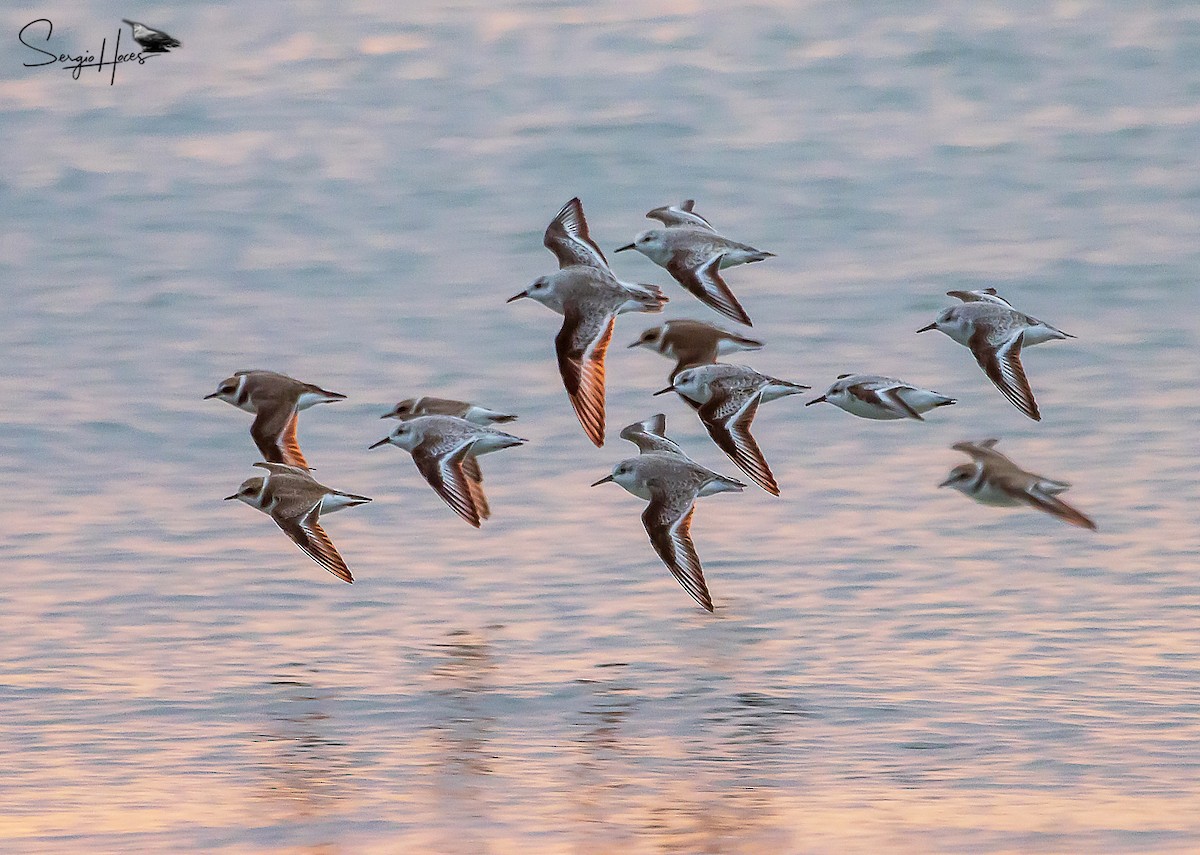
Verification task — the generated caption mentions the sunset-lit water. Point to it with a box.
[2,1,1199,851]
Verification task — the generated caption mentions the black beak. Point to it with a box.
[806,395,827,406]
[590,474,615,486]
[627,339,644,348]
[506,290,528,303]
[223,493,238,501]
[651,386,675,396]
[368,437,390,449]
[614,243,636,252]
[203,392,220,399]
[916,323,937,333]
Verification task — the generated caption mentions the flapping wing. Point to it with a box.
[555,306,615,447]
[620,414,688,456]
[645,200,715,231]
[970,329,1041,421]
[951,438,1013,467]
[544,197,609,270]
[642,487,713,611]
[412,437,483,527]
[275,503,353,583]
[947,288,1011,307]
[666,253,752,327]
[461,453,490,520]
[699,388,779,495]
[250,405,310,469]
[1021,482,1097,531]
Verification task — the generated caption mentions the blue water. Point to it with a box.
[2,1,1199,851]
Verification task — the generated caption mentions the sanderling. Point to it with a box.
[509,198,667,447]
[945,289,1075,345]
[592,452,746,611]
[121,19,181,51]
[370,414,525,527]
[917,297,1073,421]
[615,203,773,326]
[206,370,345,469]
[656,363,808,495]
[806,374,956,421]
[940,439,1097,530]
[225,462,370,583]
[379,398,518,518]
[628,319,764,381]
[380,396,517,425]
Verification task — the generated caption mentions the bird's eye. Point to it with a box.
[221,384,235,394]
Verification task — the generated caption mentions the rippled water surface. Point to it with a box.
[3,1,1200,851]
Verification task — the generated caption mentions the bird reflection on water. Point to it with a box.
[254,669,354,821]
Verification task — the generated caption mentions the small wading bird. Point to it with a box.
[593,452,746,612]
[370,414,526,527]
[657,363,808,495]
[380,396,517,425]
[206,370,345,470]
[225,463,371,583]
[628,319,764,382]
[917,290,1074,421]
[121,19,181,52]
[380,396,519,519]
[615,200,774,327]
[509,197,666,447]
[940,439,1097,530]
[806,374,956,421]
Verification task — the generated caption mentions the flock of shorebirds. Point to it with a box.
[209,198,1096,611]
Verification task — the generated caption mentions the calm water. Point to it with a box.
[3,1,1199,851]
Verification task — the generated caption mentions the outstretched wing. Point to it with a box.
[250,406,311,469]
[642,486,713,611]
[461,453,490,520]
[970,329,1041,421]
[699,388,778,495]
[274,503,353,583]
[666,253,752,327]
[412,438,484,527]
[1015,480,1097,531]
